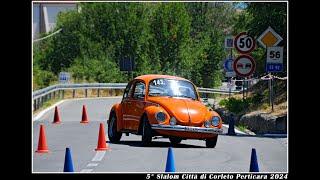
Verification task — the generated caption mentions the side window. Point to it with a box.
[133,82,145,99]
[123,82,134,99]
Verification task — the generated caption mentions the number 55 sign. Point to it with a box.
[266,46,283,72]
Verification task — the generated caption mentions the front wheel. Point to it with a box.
[205,135,218,148]
[141,116,152,146]
[108,113,122,143]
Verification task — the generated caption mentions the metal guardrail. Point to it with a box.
[32,83,240,111]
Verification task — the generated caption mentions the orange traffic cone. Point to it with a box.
[36,124,49,153]
[53,106,61,124]
[80,105,89,124]
[95,123,109,151]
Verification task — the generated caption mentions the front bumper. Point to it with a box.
[151,124,223,134]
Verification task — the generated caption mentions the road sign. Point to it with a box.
[266,46,283,72]
[266,63,283,72]
[225,36,234,49]
[226,71,236,77]
[234,32,256,54]
[59,72,70,84]
[223,58,236,77]
[233,55,256,77]
[223,58,234,72]
[257,26,283,48]
[267,46,283,64]
[120,57,134,71]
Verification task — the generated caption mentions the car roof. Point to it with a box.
[134,74,189,82]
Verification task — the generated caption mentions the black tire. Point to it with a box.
[169,137,182,145]
[108,113,122,143]
[141,116,152,146]
[206,135,218,148]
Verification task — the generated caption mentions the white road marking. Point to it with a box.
[91,151,106,162]
[33,96,122,121]
[80,169,93,172]
[87,163,99,167]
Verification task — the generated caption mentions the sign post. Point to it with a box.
[225,36,235,98]
[234,32,256,100]
[257,27,283,112]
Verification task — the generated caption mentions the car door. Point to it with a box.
[122,80,146,131]
[121,81,135,130]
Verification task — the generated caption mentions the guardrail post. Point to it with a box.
[85,89,88,98]
[97,89,100,97]
[73,89,75,98]
[109,89,113,96]
[62,90,64,99]
[35,98,38,110]
[39,97,43,108]
[33,99,36,111]
[53,91,55,99]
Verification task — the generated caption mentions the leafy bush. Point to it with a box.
[251,92,264,105]
[33,65,57,90]
[219,99,228,107]
[221,97,250,115]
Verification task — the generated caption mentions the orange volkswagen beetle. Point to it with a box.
[107,75,223,148]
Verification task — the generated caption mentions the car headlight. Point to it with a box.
[170,117,176,125]
[211,116,220,126]
[204,120,211,128]
[155,112,166,122]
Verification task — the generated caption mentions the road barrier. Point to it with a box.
[227,114,236,136]
[81,105,89,124]
[32,83,241,111]
[95,123,109,151]
[35,124,49,153]
[64,147,75,172]
[249,148,259,172]
[165,147,175,172]
[53,106,61,124]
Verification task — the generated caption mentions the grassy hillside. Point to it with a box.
[218,79,287,116]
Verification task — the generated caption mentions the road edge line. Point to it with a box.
[33,96,123,121]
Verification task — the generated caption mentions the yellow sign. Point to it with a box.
[257,27,283,48]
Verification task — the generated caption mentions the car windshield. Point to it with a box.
[148,78,197,100]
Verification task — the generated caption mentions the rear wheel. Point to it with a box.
[169,137,182,145]
[205,135,218,148]
[108,113,122,143]
[141,116,152,146]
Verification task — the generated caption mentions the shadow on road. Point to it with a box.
[108,140,206,148]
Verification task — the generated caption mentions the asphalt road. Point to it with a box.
[32,97,287,173]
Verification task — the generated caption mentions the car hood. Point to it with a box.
[148,97,209,126]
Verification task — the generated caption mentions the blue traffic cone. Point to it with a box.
[165,147,175,172]
[249,148,259,172]
[63,147,74,172]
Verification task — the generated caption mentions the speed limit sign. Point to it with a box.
[234,32,256,54]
